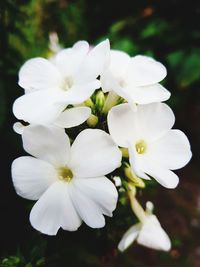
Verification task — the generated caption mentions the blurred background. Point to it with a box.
[0,0,200,266]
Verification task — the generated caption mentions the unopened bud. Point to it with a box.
[120,147,129,158]
[124,165,145,188]
[87,114,98,127]
[84,98,95,109]
[95,91,105,111]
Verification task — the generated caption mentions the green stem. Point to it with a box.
[128,189,146,223]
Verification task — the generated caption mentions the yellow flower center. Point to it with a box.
[135,140,147,154]
[58,167,73,182]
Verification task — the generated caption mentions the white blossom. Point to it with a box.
[118,203,171,252]
[13,106,91,135]
[11,126,122,235]
[13,40,110,125]
[101,50,170,105]
[108,102,192,188]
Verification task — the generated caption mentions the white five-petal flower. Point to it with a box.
[108,102,192,188]
[11,126,122,235]
[101,50,170,105]
[118,202,171,252]
[13,40,110,125]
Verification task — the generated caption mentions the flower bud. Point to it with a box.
[124,165,145,188]
[87,114,98,127]
[95,91,105,111]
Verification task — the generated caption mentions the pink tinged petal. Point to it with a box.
[69,129,122,178]
[77,39,110,82]
[69,181,105,228]
[22,125,70,167]
[11,156,57,200]
[13,90,67,125]
[128,144,151,180]
[147,130,192,170]
[108,103,139,148]
[126,55,167,87]
[72,177,118,217]
[54,107,91,128]
[137,215,171,251]
[18,57,62,91]
[30,181,81,235]
[125,84,171,105]
[118,224,141,252]
[63,80,101,105]
[55,42,89,77]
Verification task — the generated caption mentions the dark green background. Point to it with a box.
[0,0,200,266]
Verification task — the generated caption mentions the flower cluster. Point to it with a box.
[12,39,192,251]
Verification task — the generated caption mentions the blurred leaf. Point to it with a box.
[140,20,168,38]
[112,38,138,55]
[167,50,200,87]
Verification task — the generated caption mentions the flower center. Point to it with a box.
[62,76,73,91]
[135,140,147,154]
[118,78,127,88]
[58,167,73,182]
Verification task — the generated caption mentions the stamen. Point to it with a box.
[58,167,73,182]
[135,140,147,154]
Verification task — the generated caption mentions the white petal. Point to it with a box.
[126,55,167,86]
[70,129,122,178]
[109,50,131,77]
[54,107,91,128]
[140,161,179,188]
[11,156,57,200]
[125,84,171,105]
[69,181,105,228]
[101,50,130,93]
[118,224,141,252]
[22,125,70,167]
[147,130,192,170]
[72,177,118,217]
[133,103,175,142]
[108,103,175,146]
[137,215,171,251]
[77,39,110,82]
[18,58,62,90]
[100,70,118,93]
[13,90,67,125]
[128,144,151,180]
[108,103,139,147]
[63,80,100,104]
[55,42,89,77]
[30,181,81,235]
[13,122,26,135]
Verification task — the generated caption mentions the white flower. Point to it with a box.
[13,40,110,125]
[101,50,170,105]
[108,102,192,188]
[13,106,91,134]
[11,126,122,235]
[118,203,171,252]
